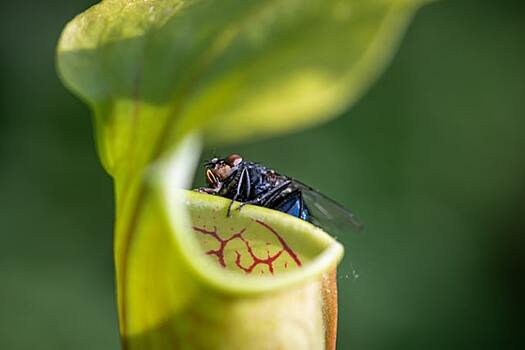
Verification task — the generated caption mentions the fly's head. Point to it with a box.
[204,154,243,190]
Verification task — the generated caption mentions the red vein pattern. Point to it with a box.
[193,220,302,274]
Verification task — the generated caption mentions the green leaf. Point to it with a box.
[56,0,425,348]
[57,0,424,177]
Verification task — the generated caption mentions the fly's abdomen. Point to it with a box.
[274,191,310,221]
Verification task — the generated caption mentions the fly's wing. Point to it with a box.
[293,179,363,235]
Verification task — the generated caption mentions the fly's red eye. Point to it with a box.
[226,154,242,167]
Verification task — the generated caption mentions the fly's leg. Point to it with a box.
[195,187,218,194]
[227,168,251,217]
[235,180,292,211]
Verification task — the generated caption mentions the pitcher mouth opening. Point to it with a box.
[164,189,344,295]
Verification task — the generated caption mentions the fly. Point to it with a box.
[196,154,363,234]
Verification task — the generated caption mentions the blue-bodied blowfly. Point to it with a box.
[196,154,362,235]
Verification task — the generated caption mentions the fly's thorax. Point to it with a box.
[266,170,288,187]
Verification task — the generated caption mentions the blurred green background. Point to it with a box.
[1,0,524,349]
